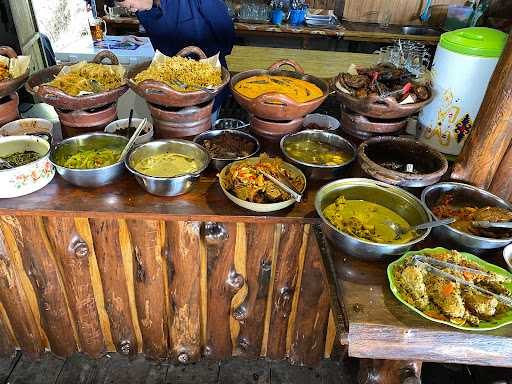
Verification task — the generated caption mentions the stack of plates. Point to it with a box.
[305,14,337,28]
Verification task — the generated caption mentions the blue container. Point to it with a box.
[271,9,285,25]
[289,9,303,25]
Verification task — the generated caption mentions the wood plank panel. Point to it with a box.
[126,219,168,359]
[0,300,16,356]
[89,218,138,356]
[489,140,512,201]
[236,223,274,359]
[266,224,305,360]
[0,218,46,357]
[206,222,237,360]
[166,221,202,363]
[288,229,331,366]
[44,217,105,357]
[13,216,78,357]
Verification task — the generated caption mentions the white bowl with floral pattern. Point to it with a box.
[0,134,55,198]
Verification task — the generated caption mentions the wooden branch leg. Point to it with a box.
[358,359,422,384]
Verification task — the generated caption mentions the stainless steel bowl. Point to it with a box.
[280,130,356,180]
[125,139,210,196]
[50,133,128,187]
[422,182,512,251]
[315,178,431,260]
[193,129,260,171]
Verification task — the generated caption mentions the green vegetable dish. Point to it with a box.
[57,148,121,169]
[0,151,42,170]
[388,247,512,331]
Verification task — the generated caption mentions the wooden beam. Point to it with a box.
[452,32,512,188]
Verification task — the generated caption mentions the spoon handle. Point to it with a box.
[472,221,512,229]
[259,170,302,203]
[119,118,147,161]
[411,217,456,231]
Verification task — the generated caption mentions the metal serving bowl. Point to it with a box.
[422,182,512,251]
[193,129,260,171]
[315,178,431,260]
[280,130,356,180]
[50,133,128,187]
[125,139,210,196]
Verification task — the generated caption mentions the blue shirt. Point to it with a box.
[137,0,235,109]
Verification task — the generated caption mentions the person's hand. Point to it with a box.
[115,0,153,12]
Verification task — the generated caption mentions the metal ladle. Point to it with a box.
[386,217,456,240]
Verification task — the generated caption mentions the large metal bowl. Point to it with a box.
[280,130,356,180]
[50,133,128,187]
[422,182,512,251]
[193,129,260,171]
[125,139,210,196]
[315,178,431,260]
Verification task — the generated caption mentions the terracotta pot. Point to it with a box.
[340,107,407,140]
[149,99,214,138]
[0,47,29,98]
[358,136,448,188]
[230,59,329,121]
[331,75,433,120]
[0,93,19,127]
[26,50,129,111]
[250,115,304,140]
[127,46,230,108]
[57,103,118,138]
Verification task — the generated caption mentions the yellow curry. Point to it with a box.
[323,196,414,244]
[134,153,200,177]
[234,75,323,103]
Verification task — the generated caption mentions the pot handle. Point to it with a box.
[27,131,53,145]
[36,84,74,101]
[254,92,297,107]
[92,50,120,65]
[0,46,18,58]
[268,59,304,74]
[176,46,208,60]
[135,79,174,95]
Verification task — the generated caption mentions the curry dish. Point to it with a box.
[284,139,352,166]
[223,154,304,204]
[234,75,323,103]
[133,153,200,178]
[323,196,414,244]
[432,194,512,239]
[393,250,512,327]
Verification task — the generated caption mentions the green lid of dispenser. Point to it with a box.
[440,27,507,57]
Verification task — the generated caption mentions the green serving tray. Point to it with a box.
[387,247,512,331]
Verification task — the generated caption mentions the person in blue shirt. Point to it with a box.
[117,0,235,117]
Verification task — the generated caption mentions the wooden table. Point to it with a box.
[326,239,512,383]
[0,165,337,366]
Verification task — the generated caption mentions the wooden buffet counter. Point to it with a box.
[0,170,337,366]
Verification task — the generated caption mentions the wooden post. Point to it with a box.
[451,32,512,189]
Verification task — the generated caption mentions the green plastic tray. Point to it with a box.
[388,247,512,331]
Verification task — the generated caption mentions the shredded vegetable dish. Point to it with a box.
[46,63,123,96]
[0,151,41,170]
[393,250,512,327]
[0,62,10,82]
[134,56,222,92]
[223,154,304,204]
[57,148,121,169]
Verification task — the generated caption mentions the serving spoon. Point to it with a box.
[118,118,147,161]
[472,221,512,229]
[170,79,217,95]
[385,217,456,240]
[258,170,302,203]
